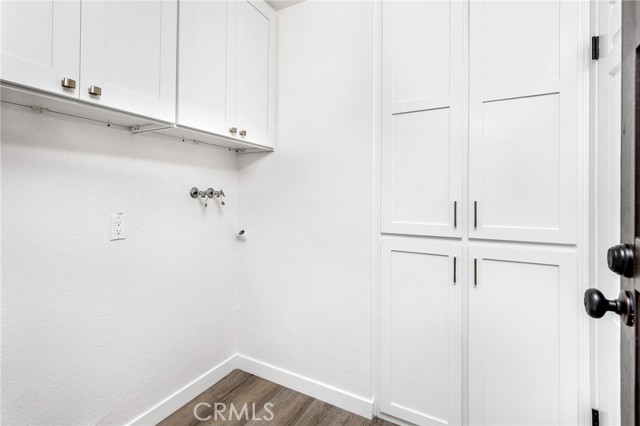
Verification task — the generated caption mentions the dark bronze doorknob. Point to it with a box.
[607,243,634,277]
[584,288,635,326]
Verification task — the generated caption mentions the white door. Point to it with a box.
[235,0,275,148]
[468,244,578,425]
[469,1,579,244]
[80,0,177,122]
[592,0,623,423]
[177,0,236,136]
[381,238,462,426]
[381,0,463,238]
[0,0,80,97]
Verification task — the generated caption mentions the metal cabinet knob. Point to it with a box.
[88,85,102,96]
[229,127,238,134]
[239,130,247,137]
[61,77,77,89]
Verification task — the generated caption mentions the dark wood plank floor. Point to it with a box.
[158,370,397,426]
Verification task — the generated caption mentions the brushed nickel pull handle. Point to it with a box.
[239,130,247,137]
[474,201,478,229]
[474,258,478,287]
[88,85,102,96]
[61,77,76,89]
[454,201,458,228]
[229,127,238,134]
[453,256,457,284]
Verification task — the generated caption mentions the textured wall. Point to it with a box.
[237,0,374,399]
[1,104,239,426]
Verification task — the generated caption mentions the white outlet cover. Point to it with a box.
[110,213,126,241]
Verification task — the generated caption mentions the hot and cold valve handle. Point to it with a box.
[584,243,636,327]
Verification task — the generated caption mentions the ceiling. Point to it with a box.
[264,0,306,11]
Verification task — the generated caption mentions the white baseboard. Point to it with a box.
[126,354,373,425]
[235,354,374,419]
[126,355,238,426]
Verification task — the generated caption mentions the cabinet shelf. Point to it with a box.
[0,82,274,153]
[152,125,274,153]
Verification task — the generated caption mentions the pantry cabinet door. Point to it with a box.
[468,244,579,425]
[80,0,177,122]
[381,0,464,238]
[381,238,462,426]
[0,0,80,98]
[235,0,275,148]
[177,0,236,136]
[468,0,579,244]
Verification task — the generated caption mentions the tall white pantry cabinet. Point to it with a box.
[380,1,584,425]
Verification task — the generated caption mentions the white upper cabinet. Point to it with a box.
[469,1,579,244]
[178,0,235,136]
[0,0,81,98]
[468,244,578,425]
[80,0,177,122]
[177,0,275,148]
[381,0,464,238]
[235,0,275,147]
[381,238,462,426]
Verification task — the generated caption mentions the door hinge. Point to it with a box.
[591,408,600,426]
[592,36,600,60]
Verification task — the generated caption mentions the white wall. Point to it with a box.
[1,104,239,426]
[237,0,374,401]
[2,1,376,422]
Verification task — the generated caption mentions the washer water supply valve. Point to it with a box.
[190,187,226,207]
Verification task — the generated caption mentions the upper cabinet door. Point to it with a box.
[235,0,275,148]
[469,1,579,244]
[381,0,464,238]
[0,0,80,98]
[79,0,177,122]
[177,0,236,136]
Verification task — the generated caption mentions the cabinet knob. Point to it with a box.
[61,77,77,89]
[88,85,102,96]
[239,130,247,137]
[229,127,238,134]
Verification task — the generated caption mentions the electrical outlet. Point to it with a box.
[110,213,126,241]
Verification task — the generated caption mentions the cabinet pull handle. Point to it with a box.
[88,85,102,96]
[474,201,478,229]
[453,256,457,284]
[454,201,458,228]
[61,77,76,89]
[239,130,247,137]
[474,258,478,287]
[229,127,238,134]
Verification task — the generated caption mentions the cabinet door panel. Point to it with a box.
[480,95,561,230]
[382,0,463,237]
[236,0,275,147]
[80,0,177,122]
[390,1,450,109]
[389,109,452,227]
[0,0,80,97]
[468,245,578,425]
[381,238,462,426]
[177,0,235,135]
[469,0,578,243]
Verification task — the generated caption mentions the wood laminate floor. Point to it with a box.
[158,370,397,426]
